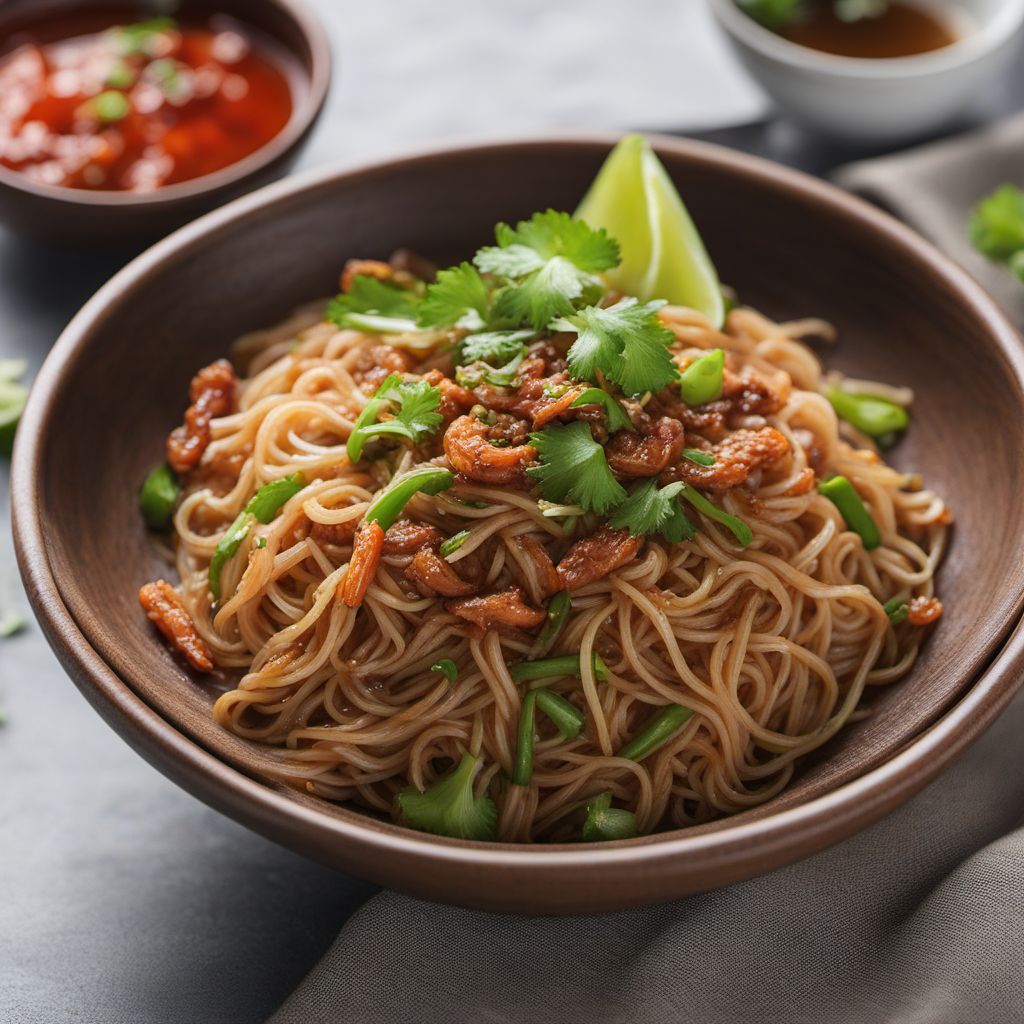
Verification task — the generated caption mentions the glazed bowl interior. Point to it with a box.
[14,136,1024,911]
[0,0,330,240]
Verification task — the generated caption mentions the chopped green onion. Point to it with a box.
[432,658,458,683]
[825,386,909,440]
[510,652,607,682]
[682,449,715,467]
[209,474,305,599]
[113,16,177,56]
[679,484,752,546]
[365,467,455,533]
[570,387,635,433]
[440,529,471,558]
[819,475,881,551]
[617,704,694,762]
[883,597,909,625]
[537,591,571,657]
[139,464,181,530]
[513,689,538,785]
[678,348,724,406]
[582,792,638,841]
[534,689,585,739]
[88,90,131,123]
[105,59,135,88]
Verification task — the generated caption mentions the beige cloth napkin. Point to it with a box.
[268,122,1024,1024]
[834,111,1024,325]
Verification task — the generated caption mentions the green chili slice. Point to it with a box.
[365,467,455,532]
[535,689,585,739]
[617,704,694,762]
[825,386,909,440]
[680,484,752,546]
[139,463,180,530]
[682,449,715,467]
[582,792,638,842]
[510,653,608,682]
[432,658,458,682]
[513,689,538,786]
[678,348,724,406]
[883,597,909,624]
[819,475,881,550]
[209,473,305,599]
[537,591,571,657]
[440,529,471,558]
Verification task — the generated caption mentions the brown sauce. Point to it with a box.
[782,1,958,58]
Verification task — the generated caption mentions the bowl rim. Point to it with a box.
[0,0,332,207]
[13,131,1024,911]
[708,0,1024,79]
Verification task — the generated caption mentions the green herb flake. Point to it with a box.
[346,374,443,462]
[431,658,459,683]
[570,387,634,433]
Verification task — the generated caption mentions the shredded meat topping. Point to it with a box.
[446,587,546,634]
[908,596,944,627]
[405,546,477,598]
[606,416,686,480]
[443,414,537,487]
[139,580,213,673]
[166,360,237,474]
[382,518,443,555]
[661,427,790,490]
[310,519,360,547]
[556,526,642,591]
[340,258,394,293]
[509,534,561,604]
[422,369,476,423]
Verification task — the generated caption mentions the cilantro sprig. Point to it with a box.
[527,421,625,515]
[475,210,620,330]
[327,276,421,334]
[418,262,490,328]
[555,298,677,398]
[347,374,443,462]
[609,479,694,541]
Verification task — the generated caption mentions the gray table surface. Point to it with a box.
[1,3,1022,1022]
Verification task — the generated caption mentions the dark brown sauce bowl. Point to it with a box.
[0,0,330,243]
[12,135,1024,913]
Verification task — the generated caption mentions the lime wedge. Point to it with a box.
[575,135,724,328]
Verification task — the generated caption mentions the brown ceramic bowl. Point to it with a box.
[12,135,1024,913]
[0,0,330,243]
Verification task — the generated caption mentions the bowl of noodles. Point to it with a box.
[12,134,1024,912]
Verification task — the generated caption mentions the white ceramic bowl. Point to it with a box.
[708,0,1024,144]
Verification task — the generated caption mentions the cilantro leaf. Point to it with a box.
[455,330,534,368]
[527,421,626,514]
[555,297,677,397]
[346,374,443,462]
[489,210,620,273]
[570,387,634,433]
[475,210,619,330]
[397,752,497,841]
[418,262,490,328]
[970,184,1024,263]
[609,478,696,541]
[327,275,421,333]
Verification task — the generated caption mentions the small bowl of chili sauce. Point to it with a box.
[0,1,330,241]
[709,0,1024,144]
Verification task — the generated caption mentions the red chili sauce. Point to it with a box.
[0,16,293,192]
